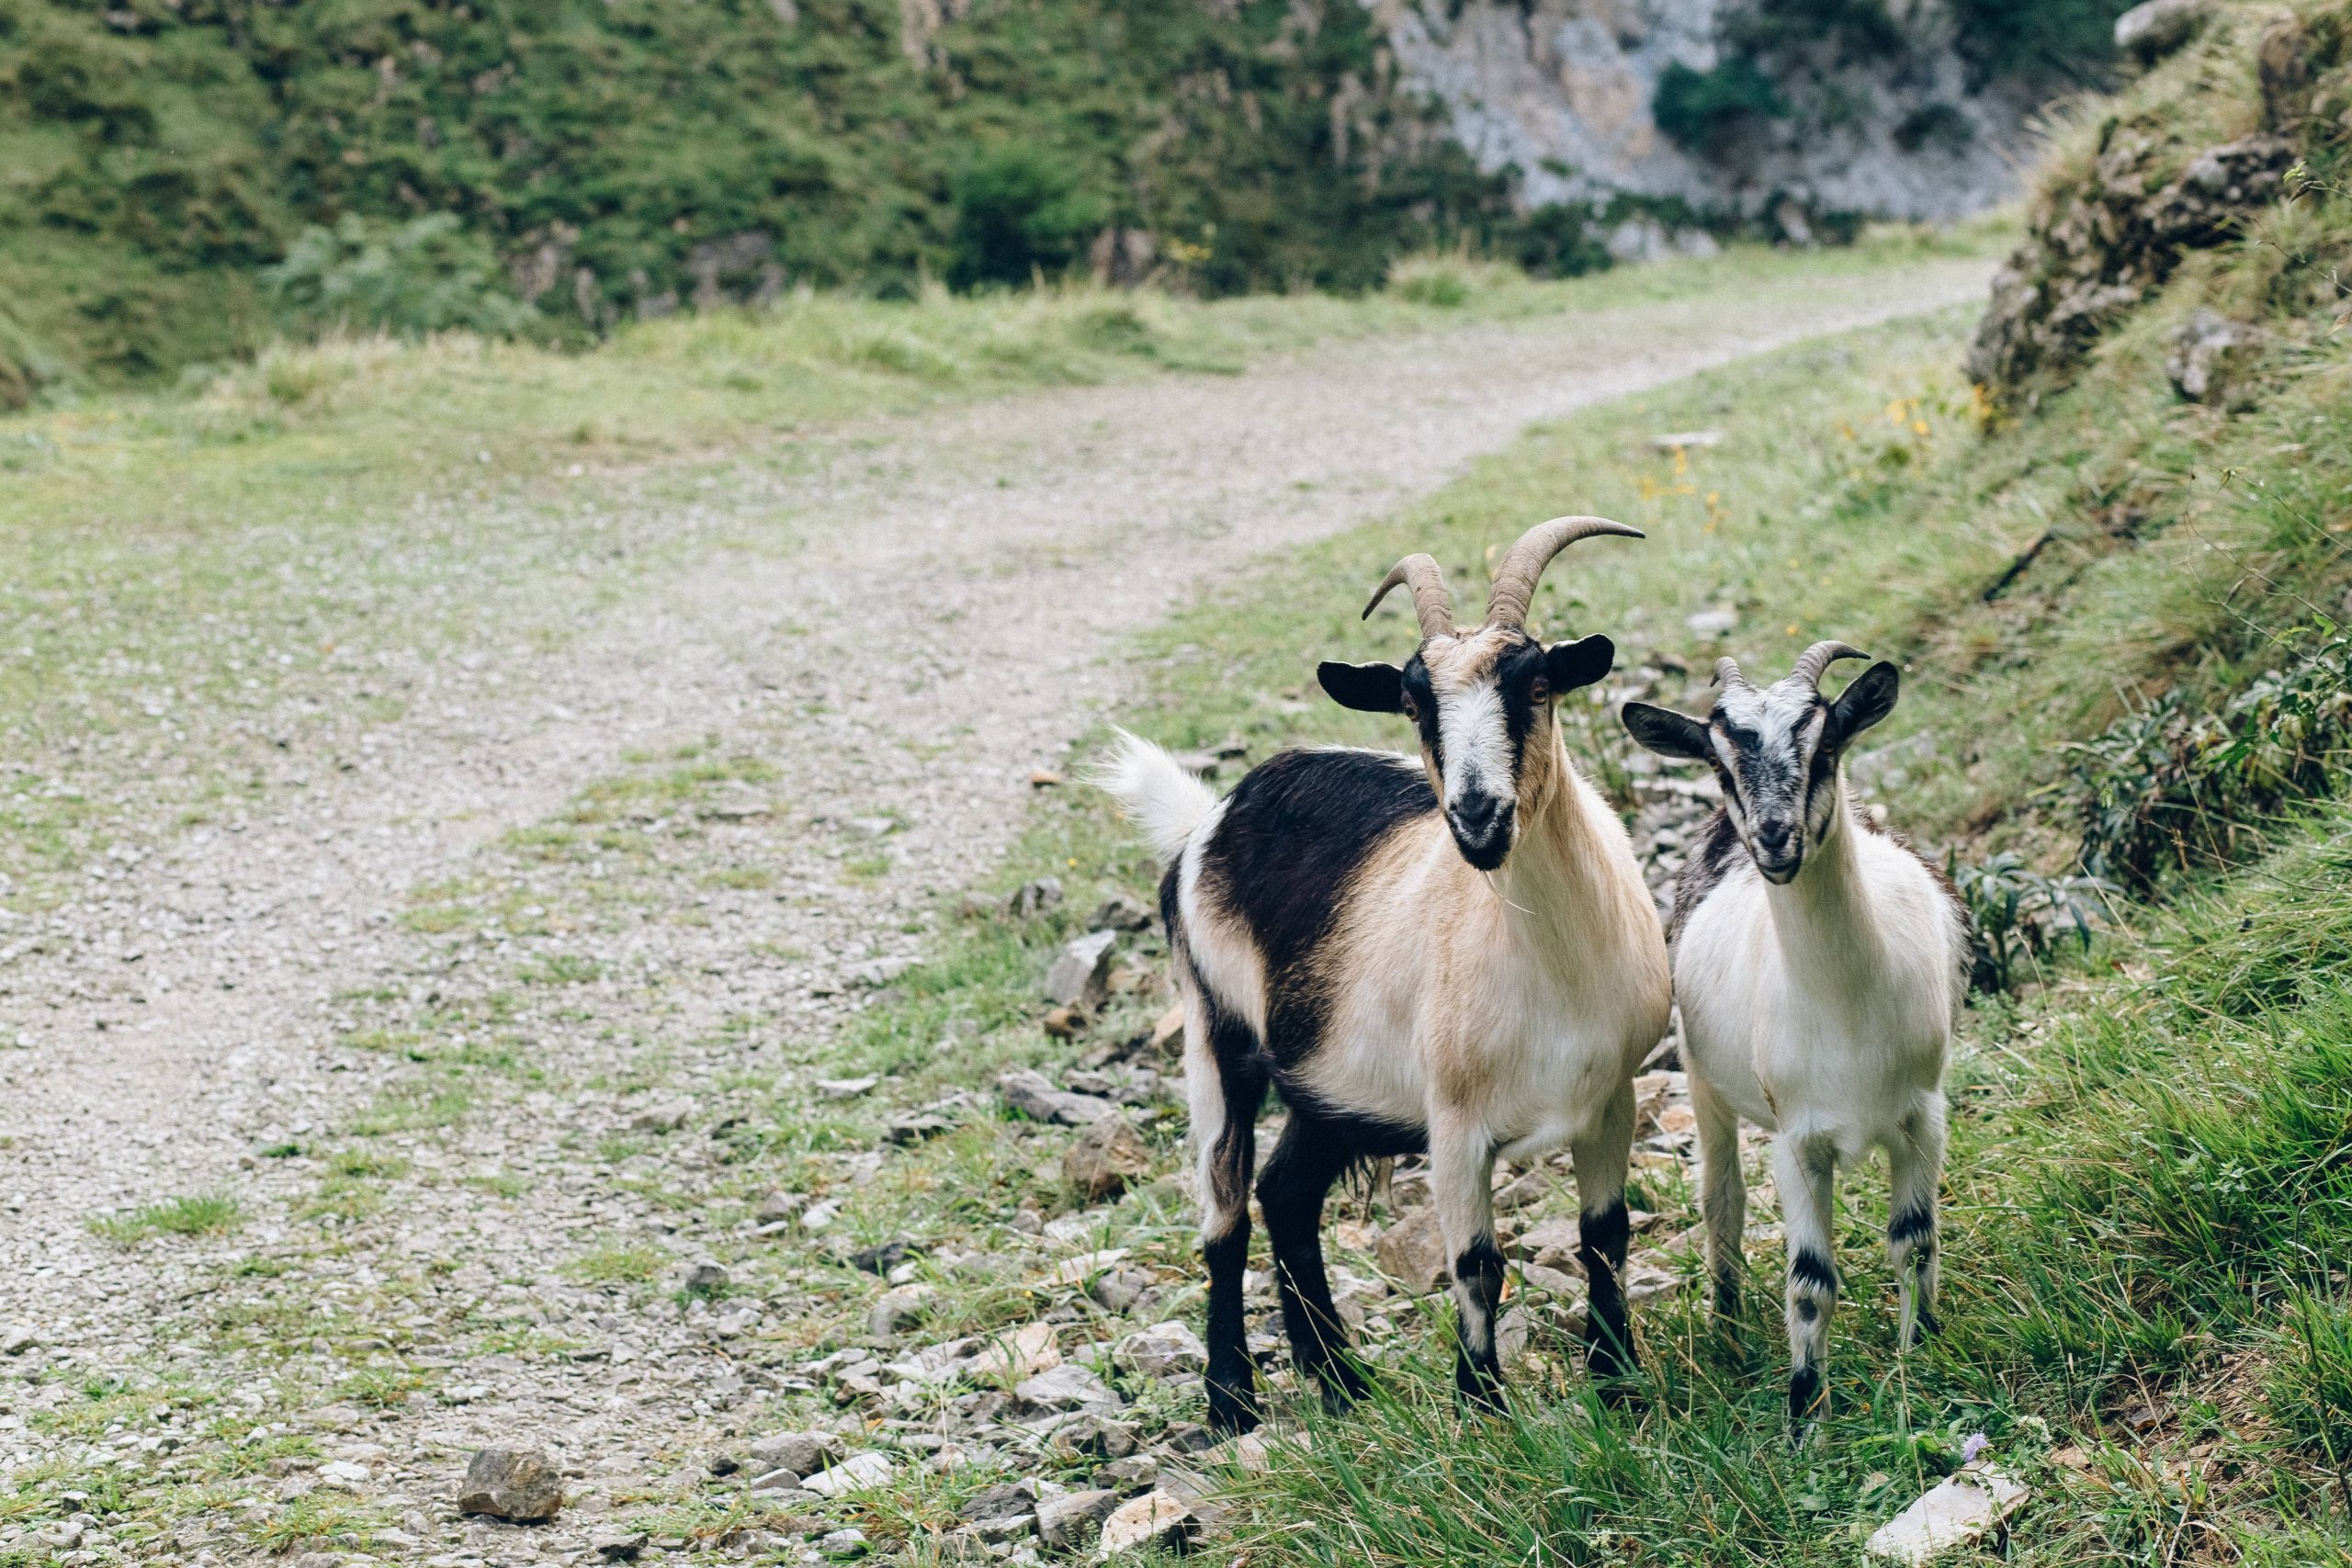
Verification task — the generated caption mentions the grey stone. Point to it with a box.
[457,1446,564,1522]
[1114,1321,1207,1379]
[1374,1207,1449,1293]
[867,1283,935,1341]
[0,1326,34,1356]
[754,1190,802,1224]
[748,1467,803,1493]
[591,1528,650,1561]
[1044,931,1117,1009]
[1089,1266,1154,1314]
[959,1480,1038,1525]
[1064,1115,1153,1200]
[1036,1489,1122,1552]
[2165,309,2267,406]
[1014,1362,1122,1412]
[746,1431,840,1475]
[1087,894,1154,932]
[629,1099,692,1133]
[999,1068,1114,1127]
[683,1260,729,1293]
[1096,1490,1193,1556]
[2115,0,2211,61]
[802,1450,895,1497]
[1007,877,1064,920]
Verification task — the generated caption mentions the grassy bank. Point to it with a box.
[754,234,2352,1557]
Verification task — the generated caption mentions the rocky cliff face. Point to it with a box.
[1369,0,2032,238]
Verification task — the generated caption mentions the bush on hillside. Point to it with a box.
[263,215,536,341]
[948,145,1110,289]
[2069,626,2352,891]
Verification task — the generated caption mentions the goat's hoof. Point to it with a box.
[1786,1365,1825,1427]
[1205,1387,1261,1435]
[1314,1359,1372,1411]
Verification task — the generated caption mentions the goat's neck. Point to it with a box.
[1762,777,1882,981]
[1487,735,1626,966]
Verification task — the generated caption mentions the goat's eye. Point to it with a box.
[1400,696,1419,720]
[1529,678,1550,703]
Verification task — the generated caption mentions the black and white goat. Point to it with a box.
[1621,644,1967,1423]
[1100,518,1671,1431]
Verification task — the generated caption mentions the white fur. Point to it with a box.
[1675,775,1967,1407]
[1093,728,1219,862]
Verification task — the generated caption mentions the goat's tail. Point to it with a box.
[1091,728,1218,861]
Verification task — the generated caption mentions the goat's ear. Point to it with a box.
[1621,701,1711,761]
[1317,660,1406,714]
[1827,660,1900,746]
[1543,634,1614,694]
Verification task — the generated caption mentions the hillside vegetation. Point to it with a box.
[0,0,1528,394]
[0,0,2113,399]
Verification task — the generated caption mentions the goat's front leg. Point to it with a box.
[1690,1071,1747,1323]
[1774,1133,1839,1428]
[1886,1092,1947,1348]
[1571,1076,1641,1380]
[1428,1112,1505,1412]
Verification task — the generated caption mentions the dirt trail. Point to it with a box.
[0,257,1988,1562]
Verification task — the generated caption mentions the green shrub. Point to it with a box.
[263,214,536,341]
[2069,627,2352,891]
[948,144,1108,289]
[1946,850,2108,992]
[1653,58,1788,154]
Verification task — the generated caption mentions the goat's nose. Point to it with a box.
[1756,821,1793,852]
[1452,794,1505,838]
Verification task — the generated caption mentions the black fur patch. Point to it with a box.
[1197,748,1435,1069]
[1452,1235,1508,1299]
[1788,1363,1823,1421]
[1791,1248,1839,1293]
[1794,1297,1818,1323]
[1577,1197,1632,1266]
[1665,808,1747,944]
[1887,1201,1935,1247]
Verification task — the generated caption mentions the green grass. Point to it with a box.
[771,219,2352,1558]
[0,230,1993,920]
[88,1193,243,1244]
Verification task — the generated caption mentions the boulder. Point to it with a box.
[1007,876,1065,919]
[1065,1115,1154,1200]
[1088,894,1155,932]
[628,1099,692,1134]
[458,1447,564,1523]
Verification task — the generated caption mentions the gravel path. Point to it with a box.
[0,257,1987,1562]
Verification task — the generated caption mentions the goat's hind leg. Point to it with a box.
[1256,1115,1369,1408]
[1886,1092,1947,1348]
[1690,1071,1747,1325]
[1190,992,1268,1433]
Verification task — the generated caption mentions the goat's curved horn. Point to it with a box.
[1484,515,1645,630]
[1363,553,1458,642]
[1714,657,1751,691]
[1790,640,1870,687]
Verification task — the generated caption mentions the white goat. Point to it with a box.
[1621,643,1967,1423]
[1101,518,1671,1431]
